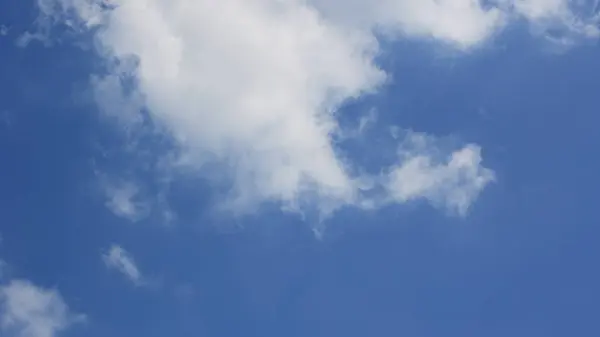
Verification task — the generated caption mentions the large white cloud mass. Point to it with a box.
[30,0,599,218]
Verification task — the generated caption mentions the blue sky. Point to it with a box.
[1,1,600,337]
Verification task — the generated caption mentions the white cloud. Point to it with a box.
[103,181,149,222]
[32,0,596,220]
[0,280,83,337]
[512,0,571,19]
[385,135,495,215]
[311,0,505,49]
[102,245,143,286]
[309,0,600,48]
[358,109,378,135]
[507,0,600,40]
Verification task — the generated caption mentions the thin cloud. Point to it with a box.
[103,181,149,222]
[358,109,378,135]
[102,245,144,286]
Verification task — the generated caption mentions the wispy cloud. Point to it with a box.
[102,245,144,286]
[0,280,84,337]
[103,181,149,222]
[358,109,378,135]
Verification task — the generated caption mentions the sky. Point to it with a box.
[0,0,599,336]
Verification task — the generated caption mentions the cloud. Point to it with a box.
[507,0,600,43]
[313,0,599,46]
[103,181,149,222]
[358,109,378,135]
[102,245,143,286]
[0,280,83,337]
[311,0,505,49]
[385,134,495,215]
[31,0,596,220]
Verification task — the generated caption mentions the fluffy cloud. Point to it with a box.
[30,0,597,219]
[386,141,494,215]
[102,245,144,286]
[0,280,83,337]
